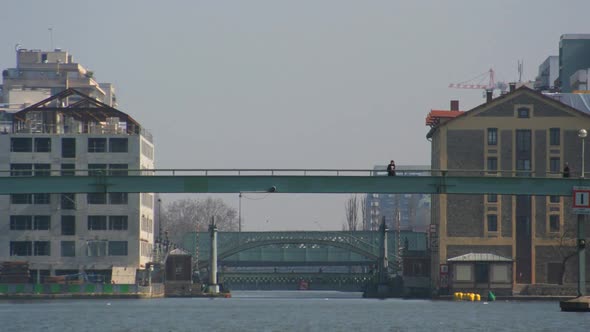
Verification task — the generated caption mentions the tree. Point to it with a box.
[551,221,578,285]
[344,195,359,231]
[161,197,238,247]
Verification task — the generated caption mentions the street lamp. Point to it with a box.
[238,193,242,232]
[577,128,587,297]
[157,198,162,240]
[579,129,587,178]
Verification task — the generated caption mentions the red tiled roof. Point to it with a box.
[425,110,463,126]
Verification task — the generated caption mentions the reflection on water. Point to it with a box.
[1,291,589,332]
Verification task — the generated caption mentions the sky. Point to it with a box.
[1,0,590,231]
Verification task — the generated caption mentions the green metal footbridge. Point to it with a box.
[0,168,584,195]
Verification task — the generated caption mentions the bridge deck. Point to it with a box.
[0,169,585,195]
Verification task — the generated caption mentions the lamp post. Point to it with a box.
[238,193,242,232]
[580,129,587,178]
[157,198,162,240]
[578,128,587,297]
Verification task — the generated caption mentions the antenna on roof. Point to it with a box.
[48,27,54,50]
[518,60,523,83]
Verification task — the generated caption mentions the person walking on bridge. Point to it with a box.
[387,160,396,176]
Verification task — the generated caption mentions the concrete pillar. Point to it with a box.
[209,216,219,294]
[379,217,389,284]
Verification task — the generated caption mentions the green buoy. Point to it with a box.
[488,290,496,301]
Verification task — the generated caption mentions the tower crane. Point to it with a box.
[449,68,507,94]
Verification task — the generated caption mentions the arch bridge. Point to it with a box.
[185,230,427,271]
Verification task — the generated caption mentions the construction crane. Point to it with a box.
[449,68,507,93]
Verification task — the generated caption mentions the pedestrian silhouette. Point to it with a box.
[563,162,570,178]
[387,160,396,176]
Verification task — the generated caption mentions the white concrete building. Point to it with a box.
[0,89,154,282]
[1,47,117,107]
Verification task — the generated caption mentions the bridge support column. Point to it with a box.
[209,217,219,294]
[379,218,389,284]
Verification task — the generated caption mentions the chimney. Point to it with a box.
[509,82,516,92]
[486,90,493,103]
[450,100,459,111]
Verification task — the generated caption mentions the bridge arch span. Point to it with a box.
[198,238,380,269]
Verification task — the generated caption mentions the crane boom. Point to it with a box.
[449,68,496,90]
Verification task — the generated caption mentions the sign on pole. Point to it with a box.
[573,186,590,214]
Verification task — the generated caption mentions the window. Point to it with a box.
[12,194,50,204]
[10,241,32,256]
[61,163,75,176]
[34,193,50,204]
[88,138,107,152]
[10,216,32,230]
[34,138,51,152]
[61,216,76,235]
[109,241,128,256]
[109,216,128,230]
[550,215,560,232]
[87,241,107,256]
[11,138,32,152]
[11,163,32,176]
[87,193,107,204]
[110,193,128,205]
[62,138,76,158]
[487,157,498,172]
[517,107,530,118]
[109,164,128,176]
[61,241,76,257]
[33,216,50,230]
[491,265,510,282]
[11,194,32,204]
[34,241,50,256]
[487,194,498,203]
[61,193,76,210]
[516,130,531,153]
[88,216,107,230]
[88,164,107,176]
[550,195,560,203]
[487,128,498,145]
[549,128,560,146]
[34,164,51,176]
[474,263,490,283]
[487,215,498,232]
[109,138,128,152]
[550,157,561,174]
[455,264,471,281]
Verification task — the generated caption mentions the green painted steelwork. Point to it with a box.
[220,272,373,284]
[0,169,590,196]
[0,173,587,195]
[184,231,427,270]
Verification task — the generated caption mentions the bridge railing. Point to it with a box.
[0,168,567,177]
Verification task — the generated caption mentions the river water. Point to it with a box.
[1,291,589,332]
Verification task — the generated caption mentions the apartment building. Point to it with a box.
[0,88,154,281]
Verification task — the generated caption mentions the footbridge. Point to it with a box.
[0,168,584,195]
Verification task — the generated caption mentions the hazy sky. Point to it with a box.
[2,1,589,230]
